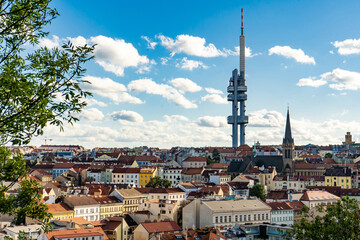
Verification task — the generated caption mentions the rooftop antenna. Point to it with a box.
[241,8,244,36]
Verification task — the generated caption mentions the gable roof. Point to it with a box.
[140,221,181,233]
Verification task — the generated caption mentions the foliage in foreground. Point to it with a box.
[285,196,360,240]
[0,0,94,231]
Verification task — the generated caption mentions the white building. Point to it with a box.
[87,168,102,182]
[163,167,182,186]
[63,196,100,221]
[267,202,294,226]
[183,198,271,230]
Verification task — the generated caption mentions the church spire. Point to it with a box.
[283,107,294,145]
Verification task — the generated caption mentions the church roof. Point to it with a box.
[283,108,294,145]
[253,155,283,173]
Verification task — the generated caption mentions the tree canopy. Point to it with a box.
[286,196,360,240]
[249,184,266,200]
[0,0,94,231]
[146,176,172,188]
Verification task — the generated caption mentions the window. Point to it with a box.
[254,214,256,221]
[220,216,223,223]
[262,214,264,220]
[244,215,246,221]
[235,215,238,222]
[229,216,231,222]
[224,216,227,222]
[215,217,218,223]
[240,215,242,221]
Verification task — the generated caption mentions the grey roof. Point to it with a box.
[227,157,252,173]
[253,155,283,173]
[202,199,271,213]
[283,109,294,145]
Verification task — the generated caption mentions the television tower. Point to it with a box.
[227,8,248,147]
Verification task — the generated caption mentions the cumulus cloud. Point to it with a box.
[196,116,227,128]
[90,35,151,76]
[110,110,144,123]
[164,115,189,122]
[205,88,223,94]
[39,35,61,48]
[75,108,105,122]
[176,57,209,70]
[31,108,360,148]
[141,36,158,49]
[297,68,360,91]
[332,38,360,55]
[169,78,202,93]
[296,77,327,87]
[39,35,153,76]
[269,46,316,65]
[157,34,225,57]
[128,78,197,109]
[224,46,258,58]
[248,109,284,127]
[201,94,227,104]
[160,57,171,65]
[85,98,107,107]
[81,76,143,104]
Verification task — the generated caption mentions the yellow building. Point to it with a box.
[92,196,123,220]
[139,168,157,187]
[325,166,352,189]
[47,203,74,221]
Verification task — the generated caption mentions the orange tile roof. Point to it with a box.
[46,203,73,214]
[45,227,108,240]
[141,221,181,233]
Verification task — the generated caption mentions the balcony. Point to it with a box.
[227,86,234,92]
[237,85,247,92]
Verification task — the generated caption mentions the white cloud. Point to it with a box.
[81,76,143,104]
[141,36,158,49]
[298,68,360,91]
[39,35,61,48]
[205,88,223,94]
[169,78,202,93]
[248,109,284,127]
[90,35,151,76]
[269,46,316,65]
[157,34,225,57]
[201,94,227,104]
[67,36,88,47]
[160,57,171,65]
[85,98,107,107]
[296,77,327,87]
[110,110,144,123]
[75,108,105,122]
[176,57,209,70]
[196,116,227,128]
[39,35,153,76]
[164,115,189,122]
[128,78,197,109]
[31,108,360,148]
[224,46,257,58]
[332,38,360,55]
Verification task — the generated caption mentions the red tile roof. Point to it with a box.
[141,221,182,233]
[183,156,206,162]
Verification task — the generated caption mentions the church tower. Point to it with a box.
[282,108,295,174]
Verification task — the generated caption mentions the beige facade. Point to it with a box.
[183,198,271,230]
[110,188,147,214]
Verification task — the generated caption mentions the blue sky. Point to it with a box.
[31,0,360,148]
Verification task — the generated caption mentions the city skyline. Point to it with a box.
[31,0,360,148]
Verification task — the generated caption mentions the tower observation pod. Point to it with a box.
[227,8,248,147]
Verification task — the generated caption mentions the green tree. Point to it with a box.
[285,196,360,240]
[206,156,214,165]
[325,153,333,159]
[249,184,266,200]
[146,176,172,188]
[212,148,220,163]
[0,0,94,230]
